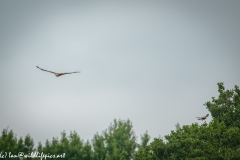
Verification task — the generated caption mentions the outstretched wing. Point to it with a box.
[202,114,209,119]
[58,71,80,76]
[36,66,56,74]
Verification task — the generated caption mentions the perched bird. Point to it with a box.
[36,66,80,77]
[196,114,209,121]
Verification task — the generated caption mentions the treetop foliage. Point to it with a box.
[1,83,240,159]
[134,82,240,160]
[205,82,240,128]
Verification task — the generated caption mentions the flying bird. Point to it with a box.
[196,114,209,121]
[36,66,80,77]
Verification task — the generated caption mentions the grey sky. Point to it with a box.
[0,1,239,145]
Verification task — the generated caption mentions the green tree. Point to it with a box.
[136,83,240,160]
[17,137,25,152]
[134,131,152,160]
[23,134,34,153]
[68,131,84,159]
[139,131,151,149]
[0,128,35,160]
[104,119,137,160]
[136,121,240,160]
[92,119,137,160]
[82,140,93,160]
[205,82,240,128]
[38,130,92,160]
[0,128,18,159]
[92,133,106,160]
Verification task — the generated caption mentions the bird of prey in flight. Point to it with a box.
[36,66,80,77]
[196,114,209,121]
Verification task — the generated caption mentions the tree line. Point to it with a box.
[1,82,240,159]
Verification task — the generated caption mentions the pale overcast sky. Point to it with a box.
[0,1,239,145]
